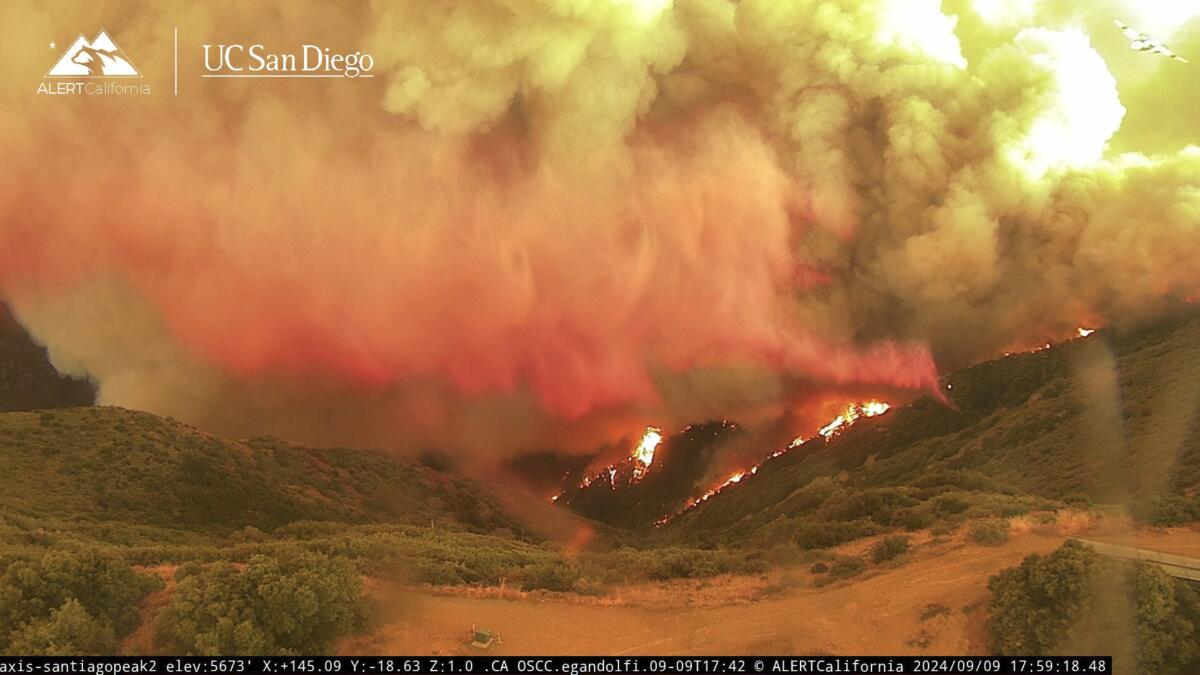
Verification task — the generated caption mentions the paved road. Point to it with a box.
[1072,538,1200,582]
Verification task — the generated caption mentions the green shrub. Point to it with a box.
[5,599,115,656]
[228,526,269,544]
[516,562,578,592]
[912,471,1003,493]
[969,519,1010,546]
[413,558,467,586]
[817,489,919,525]
[1033,512,1058,525]
[871,535,910,564]
[930,521,959,536]
[933,495,969,515]
[1130,495,1200,527]
[155,553,368,655]
[570,576,607,596]
[0,550,162,653]
[174,562,203,582]
[1131,564,1200,674]
[591,547,766,582]
[793,521,880,550]
[901,509,935,531]
[919,603,951,621]
[987,540,1098,654]
[809,562,829,574]
[988,541,1200,674]
[819,556,866,584]
[993,503,1031,518]
[1062,493,1093,508]
[765,542,802,565]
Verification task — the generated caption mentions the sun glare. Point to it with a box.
[619,0,671,24]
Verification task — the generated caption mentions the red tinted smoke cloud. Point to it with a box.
[0,103,935,451]
[2,0,1195,461]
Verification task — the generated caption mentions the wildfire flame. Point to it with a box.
[808,400,892,444]
[551,425,665,501]
[655,400,892,525]
[631,426,663,480]
[1006,326,1100,357]
[596,326,1101,519]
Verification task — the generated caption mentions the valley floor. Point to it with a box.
[337,517,1200,656]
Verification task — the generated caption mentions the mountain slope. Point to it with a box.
[652,315,1200,543]
[0,407,767,599]
[0,305,94,412]
[0,406,525,542]
[557,420,742,529]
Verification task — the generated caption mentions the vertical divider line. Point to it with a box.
[173,27,178,96]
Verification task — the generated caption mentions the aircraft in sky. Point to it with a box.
[1115,19,1189,63]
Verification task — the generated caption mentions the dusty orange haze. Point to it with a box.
[0,0,1197,466]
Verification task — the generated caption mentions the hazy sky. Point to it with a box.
[0,0,1196,463]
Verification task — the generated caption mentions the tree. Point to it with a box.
[0,550,161,652]
[5,599,116,656]
[1132,565,1198,674]
[969,519,1010,546]
[989,541,1200,675]
[156,552,368,655]
[987,540,1098,654]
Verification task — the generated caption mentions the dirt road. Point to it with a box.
[343,532,1062,655]
[342,520,1200,656]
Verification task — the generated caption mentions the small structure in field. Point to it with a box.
[470,626,500,649]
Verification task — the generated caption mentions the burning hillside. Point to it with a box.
[653,401,893,525]
[551,321,1112,528]
[651,312,1200,548]
[637,325,1110,526]
[553,400,895,528]
[554,420,742,529]
[551,426,665,499]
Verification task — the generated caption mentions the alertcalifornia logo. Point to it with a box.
[35,28,377,97]
[38,29,151,96]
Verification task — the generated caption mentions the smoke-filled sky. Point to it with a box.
[0,0,1197,466]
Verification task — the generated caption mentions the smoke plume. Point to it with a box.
[0,0,1197,463]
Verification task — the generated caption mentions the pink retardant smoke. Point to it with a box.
[0,107,938,427]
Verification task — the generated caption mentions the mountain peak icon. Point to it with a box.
[46,30,140,78]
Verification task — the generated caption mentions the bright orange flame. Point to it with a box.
[655,466,762,525]
[551,424,667,502]
[1005,326,1099,359]
[656,400,892,525]
[804,400,892,444]
[631,426,663,480]
[861,400,890,416]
